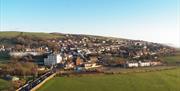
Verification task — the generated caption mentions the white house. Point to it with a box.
[126,62,138,68]
[9,52,42,57]
[0,45,5,51]
[138,61,151,67]
[44,54,62,66]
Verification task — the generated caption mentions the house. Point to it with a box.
[150,61,162,66]
[64,63,75,70]
[126,61,138,68]
[9,52,42,57]
[76,57,84,65]
[12,76,20,81]
[44,54,62,66]
[0,45,5,51]
[37,67,46,71]
[3,75,19,81]
[83,62,101,69]
[138,61,151,67]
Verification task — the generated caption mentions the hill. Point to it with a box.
[0,31,155,45]
[0,31,66,46]
[0,31,65,39]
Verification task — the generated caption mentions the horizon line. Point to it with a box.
[0,30,179,48]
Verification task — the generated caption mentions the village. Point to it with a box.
[0,35,174,67]
[0,0,179,90]
[0,33,176,90]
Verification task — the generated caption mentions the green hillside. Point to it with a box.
[0,31,64,39]
[38,68,180,91]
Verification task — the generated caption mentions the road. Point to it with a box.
[18,68,56,91]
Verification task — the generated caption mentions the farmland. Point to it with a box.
[0,79,12,91]
[38,67,180,91]
[161,55,180,65]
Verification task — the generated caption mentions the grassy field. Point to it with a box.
[0,31,64,39]
[0,79,12,91]
[38,68,180,91]
[161,54,180,65]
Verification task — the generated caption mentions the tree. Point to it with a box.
[2,61,38,77]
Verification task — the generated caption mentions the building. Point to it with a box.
[64,63,75,70]
[150,61,162,66]
[0,45,5,51]
[126,61,138,68]
[83,62,101,69]
[4,75,19,81]
[44,54,62,66]
[9,52,42,57]
[138,61,151,67]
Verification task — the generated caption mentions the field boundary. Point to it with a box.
[56,66,178,77]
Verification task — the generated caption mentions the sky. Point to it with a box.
[0,0,180,47]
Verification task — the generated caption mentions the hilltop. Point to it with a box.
[0,31,126,40]
[0,31,65,39]
[0,31,175,50]
[0,31,126,46]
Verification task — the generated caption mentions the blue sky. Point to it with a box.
[0,0,180,47]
